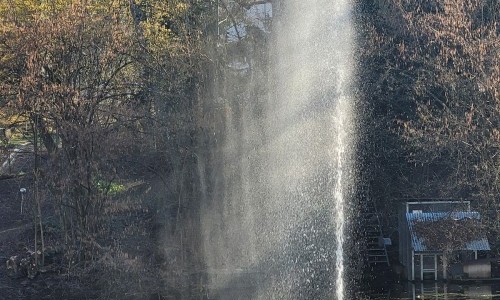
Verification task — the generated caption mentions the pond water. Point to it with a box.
[366,282,500,299]
[200,273,500,300]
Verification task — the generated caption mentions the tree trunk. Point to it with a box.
[34,115,57,154]
[33,117,45,266]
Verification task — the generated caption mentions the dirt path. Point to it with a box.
[0,224,30,236]
[0,143,32,175]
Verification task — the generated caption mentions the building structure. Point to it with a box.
[399,201,491,281]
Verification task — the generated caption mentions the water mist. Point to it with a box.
[199,1,356,299]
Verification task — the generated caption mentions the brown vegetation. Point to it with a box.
[359,0,499,251]
[0,0,497,297]
[0,0,214,298]
[413,216,484,251]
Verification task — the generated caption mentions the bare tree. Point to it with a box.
[0,1,147,259]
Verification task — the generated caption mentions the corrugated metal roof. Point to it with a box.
[406,211,490,252]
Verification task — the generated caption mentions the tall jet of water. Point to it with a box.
[200,0,356,299]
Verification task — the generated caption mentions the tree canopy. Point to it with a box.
[360,0,499,249]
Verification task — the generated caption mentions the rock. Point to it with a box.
[6,256,21,278]
[6,249,40,279]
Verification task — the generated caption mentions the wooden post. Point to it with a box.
[434,254,438,280]
[443,254,447,280]
[33,119,38,268]
[411,250,415,280]
[420,254,423,280]
[20,188,26,214]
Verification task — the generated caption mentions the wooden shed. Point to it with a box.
[398,201,491,281]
